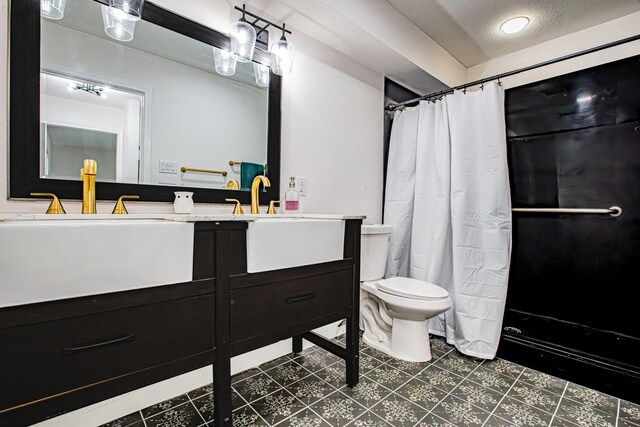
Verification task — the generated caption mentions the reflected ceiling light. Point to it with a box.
[576,94,595,104]
[253,62,270,87]
[68,82,106,98]
[213,47,237,76]
[102,5,136,41]
[41,0,66,20]
[109,0,145,21]
[500,16,530,34]
[271,24,294,76]
[230,5,257,62]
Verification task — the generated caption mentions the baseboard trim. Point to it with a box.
[499,333,640,404]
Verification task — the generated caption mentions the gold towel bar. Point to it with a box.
[180,167,227,177]
[229,160,242,166]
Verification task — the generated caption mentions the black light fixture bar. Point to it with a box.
[234,4,292,37]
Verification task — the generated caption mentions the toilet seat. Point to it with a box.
[375,277,449,301]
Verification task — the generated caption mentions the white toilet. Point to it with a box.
[360,225,452,362]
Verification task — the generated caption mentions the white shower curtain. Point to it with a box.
[384,83,512,359]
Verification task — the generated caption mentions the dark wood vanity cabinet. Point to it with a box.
[203,219,362,426]
[0,219,361,427]
[229,261,354,353]
[0,280,216,427]
[1,294,214,412]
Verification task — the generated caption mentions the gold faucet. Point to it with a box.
[250,175,271,214]
[80,159,97,214]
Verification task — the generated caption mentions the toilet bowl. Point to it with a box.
[360,225,452,362]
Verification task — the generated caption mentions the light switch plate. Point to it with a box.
[296,176,307,197]
[159,160,178,174]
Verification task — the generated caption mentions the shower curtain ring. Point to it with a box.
[480,82,485,90]
[463,87,467,94]
[497,77,502,86]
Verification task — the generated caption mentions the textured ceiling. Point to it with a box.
[385,0,640,67]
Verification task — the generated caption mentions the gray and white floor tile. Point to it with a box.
[100,334,636,427]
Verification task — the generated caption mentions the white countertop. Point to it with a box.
[0,213,366,222]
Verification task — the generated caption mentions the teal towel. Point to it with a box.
[240,162,265,190]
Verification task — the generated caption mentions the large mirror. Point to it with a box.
[10,0,281,204]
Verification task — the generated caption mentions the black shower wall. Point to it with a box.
[503,55,640,383]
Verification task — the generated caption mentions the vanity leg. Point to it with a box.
[344,219,362,388]
[345,316,360,387]
[214,229,233,426]
[213,360,232,426]
[292,335,303,353]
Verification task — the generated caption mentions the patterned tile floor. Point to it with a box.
[101,335,640,427]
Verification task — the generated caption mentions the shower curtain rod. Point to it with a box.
[386,33,640,111]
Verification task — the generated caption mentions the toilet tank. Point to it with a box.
[360,224,393,281]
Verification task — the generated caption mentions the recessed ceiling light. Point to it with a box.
[500,16,530,34]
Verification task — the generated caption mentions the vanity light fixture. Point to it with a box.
[101,4,137,41]
[109,0,145,21]
[41,0,66,20]
[500,16,530,34]
[101,0,144,42]
[213,47,237,76]
[253,62,270,87]
[230,5,257,62]
[231,4,295,75]
[270,24,294,76]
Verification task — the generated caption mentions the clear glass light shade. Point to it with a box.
[271,38,294,76]
[213,48,237,76]
[41,0,66,20]
[253,63,270,87]
[102,5,137,42]
[229,20,256,63]
[108,0,145,21]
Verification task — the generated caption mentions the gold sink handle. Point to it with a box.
[112,195,140,214]
[267,200,280,214]
[225,198,244,215]
[226,179,240,190]
[30,193,66,214]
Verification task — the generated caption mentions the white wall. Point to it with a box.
[1,1,384,222]
[42,95,125,133]
[280,32,384,218]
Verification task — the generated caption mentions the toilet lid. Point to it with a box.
[377,277,449,301]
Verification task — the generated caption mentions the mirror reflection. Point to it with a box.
[40,0,270,191]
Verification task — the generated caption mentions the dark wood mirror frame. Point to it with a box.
[9,0,281,205]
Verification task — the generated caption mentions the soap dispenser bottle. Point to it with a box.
[284,176,299,213]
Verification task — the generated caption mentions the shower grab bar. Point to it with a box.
[512,206,622,217]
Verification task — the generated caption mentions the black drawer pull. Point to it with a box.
[63,333,135,355]
[286,294,316,304]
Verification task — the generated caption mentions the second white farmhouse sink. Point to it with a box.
[0,220,194,308]
[246,218,345,273]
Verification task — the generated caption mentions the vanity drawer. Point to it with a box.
[230,269,352,344]
[0,295,214,412]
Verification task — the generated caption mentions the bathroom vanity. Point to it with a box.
[0,215,362,427]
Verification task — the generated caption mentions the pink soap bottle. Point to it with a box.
[284,176,299,213]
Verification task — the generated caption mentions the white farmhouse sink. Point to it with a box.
[0,220,194,308]
[246,218,345,273]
